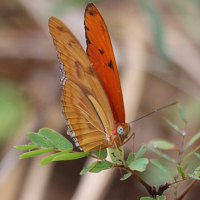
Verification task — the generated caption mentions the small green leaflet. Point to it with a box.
[149,139,177,150]
[188,174,200,180]
[145,145,177,163]
[178,104,186,122]
[181,145,200,163]
[156,196,166,200]
[194,152,200,159]
[129,158,149,172]
[26,129,73,150]
[150,159,175,176]
[93,148,107,159]
[20,147,54,159]
[120,173,131,181]
[184,161,190,170]
[184,131,200,150]
[80,161,113,174]
[27,132,55,148]
[108,147,124,164]
[127,152,134,165]
[177,165,186,178]
[193,166,200,177]
[38,128,73,150]
[140,197,154,200]
[140,196,166,200]
[14,144,39,151]
[164,119,182,135]
[40,149,73,165]
[53,152,89,161]
[135,145,146,160]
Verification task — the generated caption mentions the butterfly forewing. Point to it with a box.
[84,3,125,123]
[49,16,114,152]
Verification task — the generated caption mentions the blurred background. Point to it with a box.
[0,0,200,199]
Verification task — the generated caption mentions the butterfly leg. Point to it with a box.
[121,131,135,155]
[88,144,104,172]
[113,141,126,166]
[132,132,135,154]
[122,131,135,146]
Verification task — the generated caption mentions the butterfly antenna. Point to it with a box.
[129,101,179,124]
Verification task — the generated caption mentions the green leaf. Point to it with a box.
[53,152,89,161]
[27,132,55,148]
[193,166,200,177]
[178,104,186,122]
[150,159,175,176]
[19,147,54,159]
[127,152,134,165]
[181,145,200,163]
[164,119,182,135]
[93,148,107,159]
[156,196,166,200]
[184,131,200,150]
[14,144,39,151]
[129,158,149,172]
[140,197,154,200]
[135,145,146,160]
[145,145,177,163]
[120,173,132,181]
[188,174,200,180]
[89,161,113,173]
[194,152,200,159]
[184,161,190,170]
[38,128,73,150]
[177,165,186,178]
[40,149,73,165]
[80,161,113,174]
[80,167,88,175]
[149,140,178,150]
[108,147,124,164]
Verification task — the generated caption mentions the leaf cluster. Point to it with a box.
[14,104,200,199]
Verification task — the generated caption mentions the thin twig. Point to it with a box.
[121,165,157,197]
[169,177,190,186]
[174,121,187,198]
[175,179,197,200]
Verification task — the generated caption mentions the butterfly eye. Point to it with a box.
[117,126,124,135]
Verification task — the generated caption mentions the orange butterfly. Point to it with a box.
[48,3,133,152]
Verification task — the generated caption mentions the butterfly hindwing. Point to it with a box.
[48,17,114,152]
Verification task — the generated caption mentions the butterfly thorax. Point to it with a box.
[107,123,130,147]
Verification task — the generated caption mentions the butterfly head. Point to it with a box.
[116,123,130,141]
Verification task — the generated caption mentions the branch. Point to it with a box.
[175,179,197,200]
[121,165,157,197]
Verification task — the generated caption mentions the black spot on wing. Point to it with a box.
[99,49,104,55]
[84,26,91,54]
[86,38,91,45]
[85,34,91,55]
[108,60,114,69]
[85,26,89,31]
[85,3,97,16]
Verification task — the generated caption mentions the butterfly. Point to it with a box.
[48,3,134,152]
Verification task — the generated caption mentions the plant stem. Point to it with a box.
[121,165,157,197]
[174,122,187,198]
[169,177,190,186]
[175,179,197,200]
